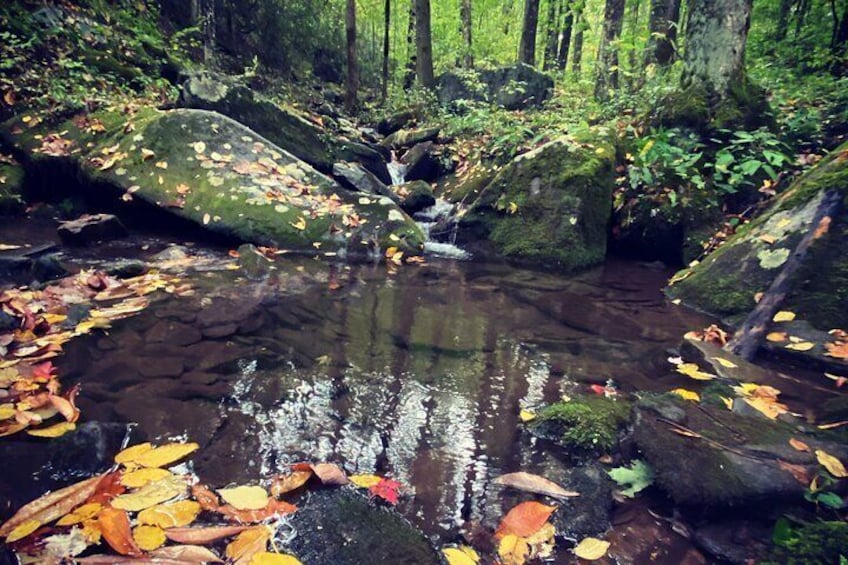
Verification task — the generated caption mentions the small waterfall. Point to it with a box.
[387,157,470,260]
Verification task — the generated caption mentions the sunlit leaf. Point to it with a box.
[121,468,173,488]
[495,501,556,539]
[772,311,796,322]
[132,524,166,551]
[98,506,141,556]
[130,442,199,468]
[670,388,700,402]
[710,357,737,368]
[675,363,717,381]
[442,546,480,565]
[5,519,41,543]
[349,474,382,489]
[497,534,529,565]
[110,474,186,511]
[137,500,201,528]
[56,502,102,526]
[218,486,269,511]
[573,537,610,560]
[815,449,848,478]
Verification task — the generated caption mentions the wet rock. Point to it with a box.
[377,110,415,135]
[334,141,392,185]
[152,245,190,263]
[550,464,615,538]
[381,127,440,150]
[693,519,770,564]
[288,489,440,565]
[30,254,69,282]
[201,323,239,339]
[394,181,435,216]
[436,64,554,110]
[145,319,202,346]
[667,140,848,330]
[44,422,130,478]
[237,243,274,280]
[137,356,185,378]
[632,395,848,506]
[184,340,250,372]
[402,142,440,183]
[105,258,146,278]
[57,213,127,245]
[332,161,399,203]
[458,135,614,270]
[112,396,221,447]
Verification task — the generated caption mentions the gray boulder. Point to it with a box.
[436,64,554,110]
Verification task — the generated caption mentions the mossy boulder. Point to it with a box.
[0,158,25,214]
[633,395,848,507]
[529,396,631,454]
[658,80,774,132]
[667,142,848,329]
[1,108,424,256]
[179,73,391,183]
[436,64,554,111]
[457,135,615,269]
[435,160,497,205]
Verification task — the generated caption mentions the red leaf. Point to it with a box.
[369,478,401,505]
[495,501,557,539]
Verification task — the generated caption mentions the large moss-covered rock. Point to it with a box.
[179,73,391,183]
[436,64,554,110]
[2,108,424,255]
[667,142,848,329]
[457,135,614,269]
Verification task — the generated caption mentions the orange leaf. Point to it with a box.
[164,525,252,544]
[217,499,297,523]
[789,438,810,452]
[495,501,557,539]
[309,463,349,485]
[225,526,271,565]
[270,471,312,497]
[0,474,102,538]
[98,506,142,556]
[88,471,126,505]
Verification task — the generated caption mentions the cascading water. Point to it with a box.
[387,158,469,260]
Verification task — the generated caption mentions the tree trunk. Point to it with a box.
[543,0,561,70]
[831,2,848,57]
[681,0,752,99]
[461,0,474,68]
[403,0,417,89]
[415,0,435,88]
[625,0,642,87]
[557,0,574,69]
[644,0,681,68]
[345,0,358,112]
[519,0,541,66]
[794,0,811,37]
[382,0,390,101]
[594,0,626,100]
[571,2,585,73]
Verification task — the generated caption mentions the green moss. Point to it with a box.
[763,521,848,565]
[534,396,631,452]
[658,86,711,130]
[0,162,25,214]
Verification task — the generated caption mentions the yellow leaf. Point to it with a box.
[111,475,186,512]
[121,468,173,488]
[138,500,201,528]
[290,217,307,231]
[133,524,166,551]
[155,161,168,169]
[5,519,40,543]
[815,449,847,478]
[671,389,700,402]
[442,546,480,565]
[711,357,738,369]
[573,537,610,560]
[773,311,796,322]
[349,474,382,489]
[217,485,269,511]
[498,534,529,565]
[744,397,788,420]
[225,526,271,564]
[766,332,788,343]
[27,421,76,438]
[203,213,211,225]
[132,442,199,468]
[0,404,15,420]
[192,141,207,153]
[675,363,717,381]
[720,396,733,410]
[115,442,153,464]
[785,341,815,352]
[141,148,155,161]
[519,409,536,423]
[249,552,303,565]
[56,502,102,526]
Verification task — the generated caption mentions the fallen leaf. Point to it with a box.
[132,524,166,551]
[773,311,796,322]
[110,474,186,511]
[0,474,102,537]
[141,148,155,161]
[98,506,142,556]
[56,502,102,526]
[519,409,536,423]
[5,519,41,543]
[766,332,788,343]
[815,449,848,478]
[308,463,349,485]
[785,341,815,352]
[164,525,251,544]
[152,544,223,563]
[248,553,303,565]
[349,474,382,489]
[675,363,717,381]
[825,341,848,360]
[270,471,312,497]
[711,357,738,369]
[370,477,402,505]
[777,460,811,485]
[225,526,271,565]
[130,441,199,468]
[495,501,556,539]
[497,534,529,565]
[27,421,76,437]
[493,472,579,500]
[789,438,810,452]
[218,486,269,511]
[671,388,701,402]
[573,537,610,560]
[217,498,297,523]
[114,442,153,464]
[121,468,173,488]
[442,546,480,565]
[137,500,201,528]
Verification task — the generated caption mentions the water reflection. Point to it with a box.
[60,258,713,538]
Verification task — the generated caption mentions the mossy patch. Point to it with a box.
[763,521,848,565]
[532,396,631,453]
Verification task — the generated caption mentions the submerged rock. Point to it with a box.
[458,135,614,269]
[288,489,440,565]
[2,108,424,256]
[667,141,848,330]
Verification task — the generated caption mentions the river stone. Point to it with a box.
[332,161,399,203]
[458,134,614,270]
[237,243,274,280]
[381,127,440,149]
[2,108,424,256]
[632,395,848,507]
[376,110,415,135]
[394,180,435,215]
[57,213,127,245]
[667,141,848,330]
[402,141,440,183]
[288,489,440,565]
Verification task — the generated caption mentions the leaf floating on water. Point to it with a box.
[815,449,847,478]
[152,544,223,563]
[218,486,269,511]
[498,534,529,565]
[98,507,141,556]
[0,474,102,538]
[369,477,402,505]
[164,525,251,545]
[608,460,654,497]
[495,501,557,539]
[248,552,303,565]
[493,472,579,500]
[573,537,610,560]
[772,311,796,322]
[27,421,76,437]
[269,471,312,498]
[56,502,102,526]
[349,474,382,489]
[137,500,201,528]
[306,462,349,485]
[132,524,166,551]
[110,474,186,511]
[129,441,199,468]
[785,341,815,352]
[120,468,173,489]
[5,519,41,543]
[442,546,480,565]
[225,526,271,565]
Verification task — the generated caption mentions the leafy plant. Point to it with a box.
[607,459,654,497]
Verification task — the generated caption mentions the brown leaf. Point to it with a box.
[0,474,102,538]
[777,460,811,485]
[88,471,126,505]
[164,525,252,545]
[789,438,810,452]
[225,526,271,565]
[151,544,224,563]
[308,462,349,485]
[98,506,142,556]
[217,498,297,523]
[190,483,221,512]
[270,471,312,497]
[493,472,579,501]
[495,501,557,539]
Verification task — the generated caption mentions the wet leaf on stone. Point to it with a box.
[164,525,251,545]
[128,441,199,468]
[772,311,796,322]
[120,468,173,489]
[137,500,201,528]
[493,472,578,500]
[110,474,186,511]
[495,501,556,539]
[573,537,610,560]
[217,486,269,511]
[5,519,41,543]
[815,449,848,478]
[270,471,312,497]
[608,460,654,497]
[0,474,102,538]
[225,526,271,565]
[441,546,480,565]
[248,552,303,565]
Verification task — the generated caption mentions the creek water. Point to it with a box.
[52,251,716,536]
